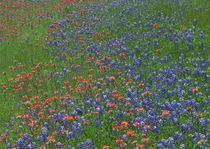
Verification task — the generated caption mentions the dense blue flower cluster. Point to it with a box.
[1,0,209,148]
[44,1,209,147]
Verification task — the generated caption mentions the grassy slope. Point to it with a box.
[0,0,209,147]
[0,0,95,137]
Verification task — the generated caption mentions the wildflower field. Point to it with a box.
[0,0,209,148]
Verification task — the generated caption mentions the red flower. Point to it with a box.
[162,110,171,118]
[113,94,119,99]
[131,140,138,144]
[136,107,145,113]
[83,121,89,125]
[109,76,116,82]
[125,130,136,138]
[120,52,126,58]
[112,125,119,131]
[120,142,127,147]
[144,91,150,95]
[40,146,48,149]
[187,105,193,112]
[1,136,7,142]
[118,96,125,101]
[138,83,144,87]
[144,124,151,129]
[182,26,187,30]
[52,63,56,67]
[2,71,7,75]
[141,138,149,144]
[133,121,140,127]
[125,102,132,106]
[106,102,117,108]
[52,131,57,137]
[120,121,129,130]
[61,52,67,58]
[102,145,110,149]
[103,56,108,60]
[198,139,206,144]
[115,138,124,144]
[47,136,56,144]
[62,129,68,135]
[63,115,74,122]
[192,88,199,94]
[23,113,30,121]
[135,144,144,149]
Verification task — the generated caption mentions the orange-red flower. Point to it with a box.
[120,121,129,131]
[135,143,144,149]
[133,121,140,127]
[192,88,199,94]
[112,125,119,131]
[156,49,160,52]
[115,138,124,144]
[162,110,171,118]
[125,101,132,106]
[118,96,125,101]
[103,56,108,60]
[63,115,74,122]
[106,102,117,108]
[120,52,126,58]
[1,136,7,142]
[120,142,127,147]
[138,83,144,87]
[62,129,68,135]
[187,105,193,112]
[52,131,57,137]
[83,121,89,125]
[144,91,150,95]
[141,138,149,144]
[109,76,116,82]
[198,139,206,144]
[125,130,136,138]
[47,136,56,144]
[137,107,145,112]
[144,124,151,129]
[102,145,110,149]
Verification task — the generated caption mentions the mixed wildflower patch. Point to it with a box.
[0,0,209,148]
[0,0,84,40]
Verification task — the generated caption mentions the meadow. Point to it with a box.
[0,0,209,148]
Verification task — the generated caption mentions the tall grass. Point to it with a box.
[0,0,209,148]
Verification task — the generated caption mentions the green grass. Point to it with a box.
[0,0,209,148]
[0,0,95,72]
[0,0,208,125]
[0,0,96,136]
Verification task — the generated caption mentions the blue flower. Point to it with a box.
[6,143,12,149]
[56,142,63,148]
[76,144,82,149]
[37,136,46,144]
[181,124,189,133]
[152,126,158,133]
[174,132,184,142]
[157,143,164,149]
